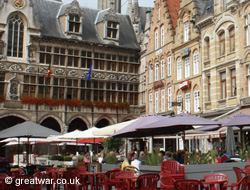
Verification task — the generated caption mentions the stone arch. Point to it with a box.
[243,2,250,13]
[214,14,237,34]
[193,84,200,91]
[6,11,28,26]
[121,117,136,122]
[67,116,90,128]
[243,50,250,64]
[192,48,199,55]
[39,115,62,132]
[95,116,115,128]
[0,115,26,131]
[68,118,88,132]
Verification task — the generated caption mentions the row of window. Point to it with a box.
[149,89,200,114]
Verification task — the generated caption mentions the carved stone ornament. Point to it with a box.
[0,40,4,55]
[13,0,26,9]
[104,9,120,23]
[65,0,83,16]
[9,64,22,71]
[94,73,105,79]
[107,74,117,80]
[26,66,36,73]
[55,69,66,76]
[0,63,6,70]
[28,44,36,59]
[130,76,139,82]
[7,73,20,100]
[40,67,48,74]
[68,70,78,77]
[81,72,88,79]
[119,75,128,81]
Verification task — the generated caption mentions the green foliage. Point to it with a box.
[186,151,216,164]
[93,155,98,162]
[49,155,72,161]
[104,155,116,164]
[102,137,123,153]
[144,152,162,166]
[78,155,84,162]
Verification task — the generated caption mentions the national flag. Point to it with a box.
[46,63,51,78]
[86,64,92,81]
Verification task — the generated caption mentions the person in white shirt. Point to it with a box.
[208,139,213,151]
[131,154,141,170]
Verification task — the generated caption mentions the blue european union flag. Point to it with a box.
[86,64,92,80]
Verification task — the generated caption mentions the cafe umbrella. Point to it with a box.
[0,121,61,166]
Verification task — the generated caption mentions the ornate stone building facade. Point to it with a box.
[0,0,140,133]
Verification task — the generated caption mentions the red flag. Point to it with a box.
[46,70,51,78]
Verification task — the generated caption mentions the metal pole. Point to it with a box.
[17,137,20,166]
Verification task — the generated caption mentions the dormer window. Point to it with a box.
[69,15,80,33]
[107,21,118,39]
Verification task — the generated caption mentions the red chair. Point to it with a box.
[174,179,207,190]
[63,170,88,190]
[96,168,122,190]
[136,173,160,190]
[45,168,61,190]
[0,173,8,190]
[160,176,175,190]
[160,160,184,180]
[115,171,136,190]
[202,173,229,190]
[233,167,246,182]
[244,165,250,174]
[33,171,43,190]
[222,175,250,190]
[7,169,23,176]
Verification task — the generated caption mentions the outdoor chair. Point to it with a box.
[63,170,88,190]
[45,168,62,190]
[0,173,8,190]
[174,179,207,190]
[33,171,43,190]
[222,175,250,190]
[202,173,229,190]
[135,173,160,190]
[96,168,122,190]
[244,165,250,174]
[159,176,175,190]
[233,167,246,182]
[115,171,136,190]
[7,169,23,176]
[123,165,140,174]
[160,160,184,180]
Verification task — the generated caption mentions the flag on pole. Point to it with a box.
[86,64,92,81]
[46,63,51,78]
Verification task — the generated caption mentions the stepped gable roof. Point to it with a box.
[32,0,140,50]
[166,0,180,32]
[195,0,214,18]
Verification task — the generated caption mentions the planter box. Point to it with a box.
[102,162,250,184]
[48,160,73,167]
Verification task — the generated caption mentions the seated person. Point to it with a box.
[121,153,133,171]
[131,154,141,170]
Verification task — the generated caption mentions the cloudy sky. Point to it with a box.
[62,0,154,14]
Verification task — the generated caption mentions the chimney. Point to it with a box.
[134,0,139,17]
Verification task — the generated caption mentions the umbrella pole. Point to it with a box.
[17,137,20,167]
[240,127,244,149]
[27,137,30,166]
[183,131,186,165]
[219,131,221,150]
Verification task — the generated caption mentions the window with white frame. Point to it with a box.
[184,22,189,42]
[161,59,165,79]
[161,89,165,112]
[149,93,153,113]
[177,60,182,80]
[155,62,159,81]
[193,53,199,75]
[246,14,250,46]
[149,65,153,83]
[155,91,159,113]
[194,91,200,112]
[185,93,191,113]
[177,95,182,114]
[168,56,172,76]
[185,57,190,78]
[155,30,159,50]
[168,87,172,110]
[161,25,164,47]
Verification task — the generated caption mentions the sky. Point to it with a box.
[62,0,154,14]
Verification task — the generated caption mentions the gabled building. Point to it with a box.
[0,0,140,133]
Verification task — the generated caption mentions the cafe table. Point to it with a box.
[79,171,105,190]
[202,179,228,190]
[116,173,139,190]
